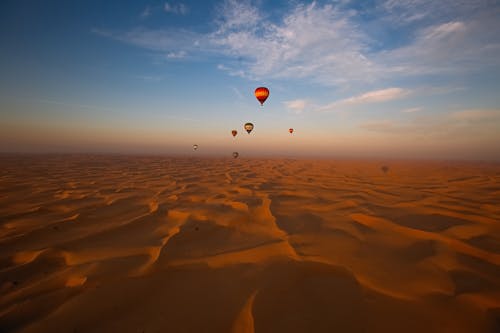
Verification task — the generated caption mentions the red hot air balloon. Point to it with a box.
[254,87,269,106]
[232,130,237,137]
[289,128,294,134]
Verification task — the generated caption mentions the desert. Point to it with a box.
[0,154,499,332]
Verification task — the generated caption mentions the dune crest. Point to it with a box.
[231,291,258,333]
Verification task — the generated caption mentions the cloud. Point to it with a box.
[376,15,500,76]
[231,87,244,100]
[140,6,152,19]
[284,99,309,114]
[360,109,500,143]
[378,0,496,26]
[135,75,163,82]
[164,2,189,15]
[402,107,422,113]
[95,0,500,87]
[210,0,500,84]
[216,64,252,79]
[211,1,374,84]
[450,109,500,122]
[318,88,410,112]
[214,0,260,32]
[92,27,205,59]
[166,50,187,59]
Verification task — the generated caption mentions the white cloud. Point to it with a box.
[166,50,187,59]
[164,2,189,15]
[95,0,500,87]
[216,63,251,79]
[318,88,410,112]
[214,0,260,32]
[379,0,496,26]
[211,1,374,84]
[377,16,500,76]
[284,99,309,114]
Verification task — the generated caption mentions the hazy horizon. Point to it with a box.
[1,0,499,160]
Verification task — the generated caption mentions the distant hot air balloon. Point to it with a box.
[255,87,269,106]
[289,128,294,134]
[193,144,198,151]
[244,122,254,134]
[232,130,237,137]
[232,152,239,158]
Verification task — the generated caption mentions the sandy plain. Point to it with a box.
[0,154,499,332]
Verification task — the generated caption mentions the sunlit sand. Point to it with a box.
[1,154,499,332]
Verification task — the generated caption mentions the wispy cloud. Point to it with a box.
[36,99,116,112]
[214,0,260,33]
[134,75,163,82]
[231,87,244,100]
[164,2,189,15]
[318,88,410,112]
[284,99,310,114]
[140,6,152,19]
[211,1,373,84]
[379,0,496,26]
[360,108,500,142]
[402,107,422,113]
[166,50,187,59]
[92,27,205,58]
[216,64,251,79]
[95,0,500,88]
[377,16,500,76]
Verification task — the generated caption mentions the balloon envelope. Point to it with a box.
[244,122,254,134]
[254,87,269,106]
[232,152,239,158]
[193,144,198,150]
[289,128,294,134]
[232,130,237,137]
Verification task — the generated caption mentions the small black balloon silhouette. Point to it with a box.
[381,165,389,174]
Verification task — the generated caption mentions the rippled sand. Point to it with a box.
[1,154,499,332]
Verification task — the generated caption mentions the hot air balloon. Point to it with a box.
[232,152,239,158]
[193,144,198,151]
[232,130,237,137]
[289,128,294,134]
[255,87,269,106]
[244,122,254,134]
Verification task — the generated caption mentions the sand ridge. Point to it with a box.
[0,155,499,332]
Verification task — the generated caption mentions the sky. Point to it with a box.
[1,0,499,160]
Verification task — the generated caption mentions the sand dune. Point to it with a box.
[0,155,499,332]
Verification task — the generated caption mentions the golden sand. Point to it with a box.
[0,154,499,332]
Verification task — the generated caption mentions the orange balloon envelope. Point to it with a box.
[232,130,237,137]
[255,87,269,106]
[289,128,294,134]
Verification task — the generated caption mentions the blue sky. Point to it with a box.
[1,0,499,159]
